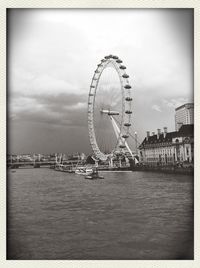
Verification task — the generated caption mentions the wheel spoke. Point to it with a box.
[88,55,133,161]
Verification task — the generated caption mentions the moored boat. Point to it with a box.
[54,163,74,173]
[75,166,93,176]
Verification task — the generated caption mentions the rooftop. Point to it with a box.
[140,124,194,147]
[175,103,194,111]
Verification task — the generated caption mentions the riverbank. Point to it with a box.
[8,163,194,175]
[132,165,194,175]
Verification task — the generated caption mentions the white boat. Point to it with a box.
[75,166,93,175]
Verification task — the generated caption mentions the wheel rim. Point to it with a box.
[88,55,132,161]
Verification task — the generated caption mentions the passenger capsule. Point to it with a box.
[125,97,132,101]
[122,134,129,138]
[122,73,129,78]
[120,65,126,70]
[125,110,132,114]
[90,85,95,88]
[116,59,123,63]
[88,102,92,105]
[105,55,110,59]
[119,144,126,149]
[112,55,119,59]
[124,84,131,89]
[124,123,131,127]
[89,93,94,96]
[95,70,100,73]
[97,64,103,67]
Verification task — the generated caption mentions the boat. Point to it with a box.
[54,163,74,173]
[85,174,104,180]
[85,168,104,180]
[55,164,64,171]
[75,166,93,176]
[68,169,74,173]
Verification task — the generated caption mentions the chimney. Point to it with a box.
[157,129,161,139]
[152,131,155,136]
[163,127,167,138]
[146,131,150,141]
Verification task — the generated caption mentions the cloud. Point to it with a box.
[151,104,162,112]
[9,92,88,128]
[162,97,190,109]
[10,67,85,97]
[7,9,193,154]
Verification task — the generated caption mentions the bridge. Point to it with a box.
[7,159,80,169]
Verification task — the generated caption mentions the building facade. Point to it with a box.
[139,125,194,166]
[175,103,194,131]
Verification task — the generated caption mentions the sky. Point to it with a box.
[7,8,194,155]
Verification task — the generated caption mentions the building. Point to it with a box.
[175,103,194,131]
[139,125,194,166]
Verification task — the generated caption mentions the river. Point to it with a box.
[7,168,193,260]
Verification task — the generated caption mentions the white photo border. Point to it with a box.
[1,1,199,267]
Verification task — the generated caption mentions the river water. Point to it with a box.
[7,168,193,260]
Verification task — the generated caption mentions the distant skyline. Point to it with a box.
[8,9,193,154]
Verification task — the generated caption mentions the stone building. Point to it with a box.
[139,125,194,166]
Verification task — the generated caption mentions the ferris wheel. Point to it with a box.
[88,54,133,162]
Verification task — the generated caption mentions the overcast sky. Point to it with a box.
[8,9,193,155]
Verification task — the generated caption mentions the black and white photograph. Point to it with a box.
[6,8,194,260]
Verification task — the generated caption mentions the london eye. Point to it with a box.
[88,55,134,162]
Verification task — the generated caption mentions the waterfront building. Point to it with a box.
[175,103,194,131]
[139,125,194,166]
[68,152,86,161]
